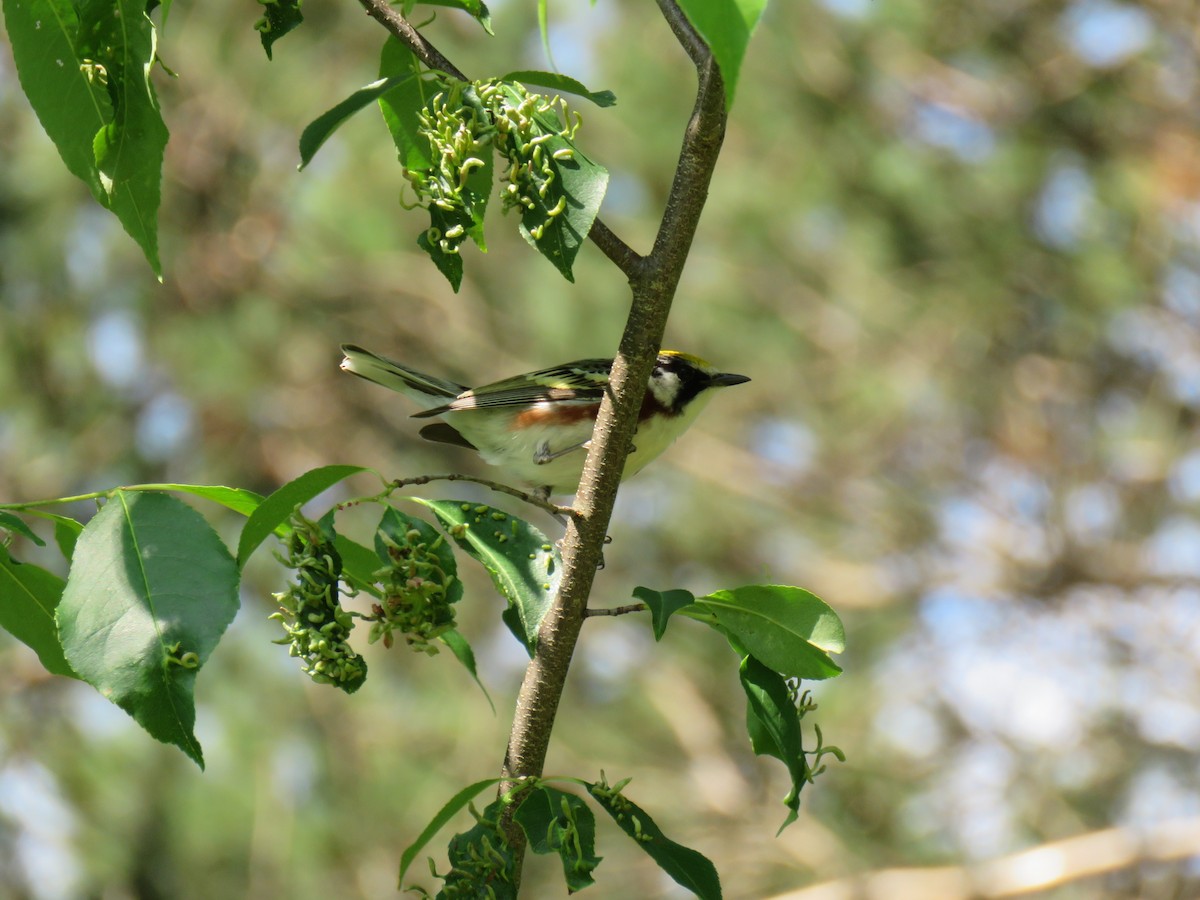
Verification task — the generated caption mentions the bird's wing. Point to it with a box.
[412,358,613,417]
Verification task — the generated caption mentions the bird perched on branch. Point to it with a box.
[340,344,750,495]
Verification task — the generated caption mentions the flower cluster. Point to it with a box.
[402,76,583,254]
[270,513,367,692]
[368,524,459,654]
[488,82,580,242]
[403,79,493,257]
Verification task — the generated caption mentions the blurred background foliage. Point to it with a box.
[2,0,1200,897]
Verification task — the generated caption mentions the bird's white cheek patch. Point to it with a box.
[648,371,682,407]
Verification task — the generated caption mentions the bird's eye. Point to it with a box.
[652,366,664,378]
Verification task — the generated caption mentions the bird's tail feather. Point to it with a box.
[339,344,467,406]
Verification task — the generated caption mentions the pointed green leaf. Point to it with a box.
[586,780,721,899]
[633,586,695,640]
[521,143,607,281]
[500,70,616,107]
[52,515,84,561]
[417,209,466,292]
[57,492,240,767]
[537,0,555,71]
[0,546,76,678]
[513,785,600,892]
[2,0,105,199]
[0,512,45,547]
[332,533,385,598]
[378,38,434,170]
[412,499,558,655]
[236,464,367,567]
[484,82,604,282]
[739,655,805,834]
[299,75,418,170]
[398,777,503,886]
[17,510,85,561]
[416,143,494,291]
[439,629,494,712]
[675,0,768,109]
[408,0,493,33]
[138,483,265,518]
[255,0,303,60]
[2,0,169,276]
[696,585,843,680]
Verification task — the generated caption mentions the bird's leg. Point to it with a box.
[534,439,591,465]
[533,438,637,466]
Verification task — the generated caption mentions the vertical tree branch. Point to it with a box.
[352,0,728,888]
[499,5,728,884]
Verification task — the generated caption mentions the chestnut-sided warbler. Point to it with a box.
[340,345,750,495]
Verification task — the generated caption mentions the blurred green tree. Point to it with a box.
[2,0,1199,897]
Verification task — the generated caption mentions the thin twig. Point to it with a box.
[388,474,572,519]
[354,0,466,79]
[655,0,709,69]
[588,219,643,278]
[583,603,647,618]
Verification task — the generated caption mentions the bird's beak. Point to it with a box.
[709,372,751,387]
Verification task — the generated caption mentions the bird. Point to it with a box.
[339,344,750,495]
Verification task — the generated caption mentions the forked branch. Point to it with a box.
[355,0,727,887]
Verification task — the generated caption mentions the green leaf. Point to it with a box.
[12,510,84,560]
[0,546,76,678]
[633,586,695,640]
[675,0,768,109]
[440,629,494,712]
[536,0,555,71]
[299,74,418,170]
[739,655,805,835]
[236,464,367,567]
[413,499,559,655]
[398,777,502,886]
[2,0,104,198]
[409,0,493,33]
[499,85,608,281]
[444,796,518,896]
[417,209,466,293]
[417,141,494,292]
[140,483,265,518]
[2,0,169,277]
[586,780,721,899]
[500,70,617,107]
[0,512,45,547]
[79,0,168,276]
[513,785,600,892]
[255,0,303,60]
[333,533,385,598]
[696,585,844,680]
[402,74,495,292]
[57,492,240,768]
[378,38,434,170]
[52,515,84,561]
